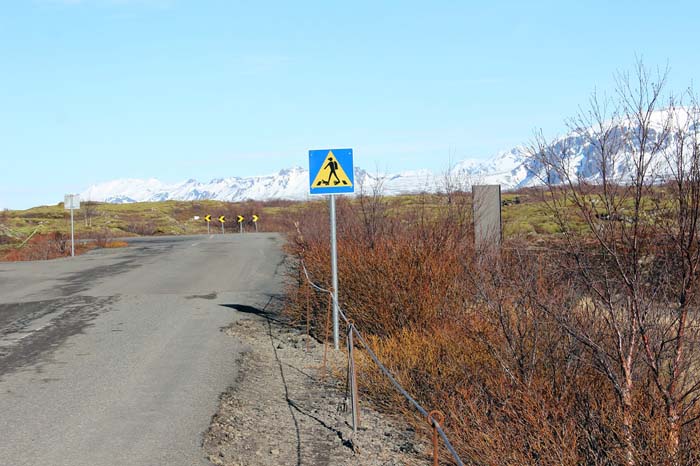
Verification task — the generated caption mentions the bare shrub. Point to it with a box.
[51,231,68,254]
[529,61,700,465]
[83,201,99,227]
[356,170,388,249]
[2,232,92,261]
[284,62,700,466]
[123,221,157,236]
[91,229,114,248]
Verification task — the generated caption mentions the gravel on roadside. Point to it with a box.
[203,314,428,466]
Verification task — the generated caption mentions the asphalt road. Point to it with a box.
[0,234,286,466]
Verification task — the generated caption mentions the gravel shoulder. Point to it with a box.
[203,306,427,466]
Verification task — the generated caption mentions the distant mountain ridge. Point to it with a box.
[80,163,501,204]
[81,149,539,203]
[81,109,693,204]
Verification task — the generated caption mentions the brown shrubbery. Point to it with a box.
[285,195,700,465]
[285,64,700,465]
[2,232,82,261]
[1,229,127,261]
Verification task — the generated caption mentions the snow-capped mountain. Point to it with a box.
[81,166,443,203]
[80,154,534,204]
[517,108,698,187]
[80,109,696,204]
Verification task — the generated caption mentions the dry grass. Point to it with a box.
[1,232,94,261]
[0,199,295,241]
[104,240,129,248]
[283,191,700,465]
[1,230,128,261]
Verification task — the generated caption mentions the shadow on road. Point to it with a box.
[220,295,286,323]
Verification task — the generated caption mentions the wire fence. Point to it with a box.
[300,260,465,466]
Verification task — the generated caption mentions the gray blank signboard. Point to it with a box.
[473,185,501,249]
[64,194,80,210]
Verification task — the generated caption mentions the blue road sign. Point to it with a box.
[309,148,354,195]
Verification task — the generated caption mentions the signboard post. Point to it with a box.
[309,148,354,350]
[64,194,80,257]
[218,215,226,234]
[252,214,259,232]
[237,215,245,234]
[204,214,212,234]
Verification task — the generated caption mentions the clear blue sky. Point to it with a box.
[2,0,699,209]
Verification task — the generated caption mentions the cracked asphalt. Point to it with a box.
[0,233,285,466]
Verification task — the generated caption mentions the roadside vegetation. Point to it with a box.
[285,64,700,465]
[0,199,294,261]
[0,194,551,262]
[5,61,700,465]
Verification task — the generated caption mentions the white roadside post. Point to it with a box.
[308,148,354,350]
[64,194,80,257]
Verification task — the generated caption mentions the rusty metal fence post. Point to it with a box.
[428,410,445,466]
[305,281,311,352]
[347,323,360,436]
[300,260,465,466]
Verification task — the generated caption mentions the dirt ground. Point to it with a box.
[203,310,428,466]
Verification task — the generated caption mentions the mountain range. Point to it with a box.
[80,145,541,204]
[80,109,693,204]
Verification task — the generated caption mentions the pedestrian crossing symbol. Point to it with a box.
[309,148,354,195]
[312,152,352,188]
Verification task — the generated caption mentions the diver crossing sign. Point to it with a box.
[309,149,354,195]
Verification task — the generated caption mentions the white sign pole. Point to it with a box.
[330,194,339,350]
[64,194,80,257]
[70,203,75,257]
